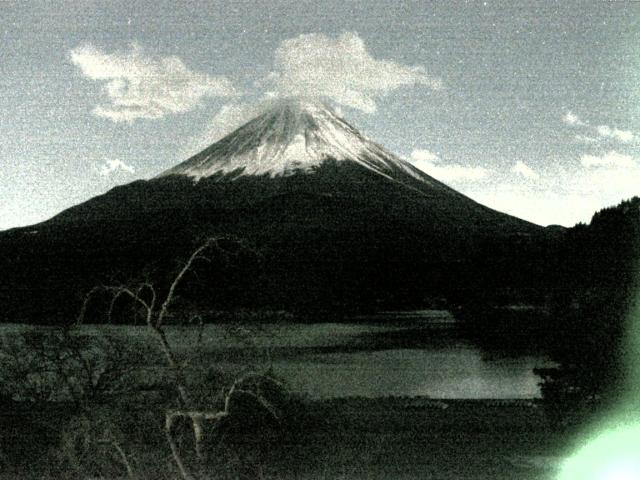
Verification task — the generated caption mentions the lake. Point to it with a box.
[260,312,552,399]
[150,310,554,400]
[272,348,548,399]
[0,310,553,400]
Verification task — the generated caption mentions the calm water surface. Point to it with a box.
[273,348,549,399]
[0,311,553,400]
[218,310,553,399]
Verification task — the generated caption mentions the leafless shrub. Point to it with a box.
[75,237,287,480]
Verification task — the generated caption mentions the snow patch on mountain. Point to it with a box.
[160,98,428,183]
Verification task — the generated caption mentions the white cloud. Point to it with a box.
[409,149,488,183]
[466,157,640,226]
[184,32,442,154]
[459,147,640,226]
[563,111,584,126]
[580,150,635,169]
[430,164,489,182]
[511,161,539,180]
[576,162,640,199]
[563,110,634,144]
[262,32,441,113]
[100,159,135,176]
[614,129,634,143]
[596,125,612,137]
[410,149,440,163]
[70,43,237,122]
[468,187,602,227]
[596,125,634,143]
[427,112,640,226]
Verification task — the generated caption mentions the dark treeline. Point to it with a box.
[0,225,557,324]
[535,197,640,424]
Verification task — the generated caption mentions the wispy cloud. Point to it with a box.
[70,43,237,122]
[580,150,635,169]
[511,161,539,180]
[563,111,584,126]
[577,161,640,200]
[596,125,634,143]
[99,159,135,176]
[563,110,635,144]
[409,149,488,182]
[261,32,441,113]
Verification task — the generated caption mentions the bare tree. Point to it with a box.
[78,237,282,480]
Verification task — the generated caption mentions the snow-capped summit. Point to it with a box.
[160,97,424,182]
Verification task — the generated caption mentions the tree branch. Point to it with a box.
[156,238,221,328]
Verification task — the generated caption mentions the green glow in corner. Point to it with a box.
[558,424,640,479]
[557,283,640,480]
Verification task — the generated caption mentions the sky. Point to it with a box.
[1,0,639,229]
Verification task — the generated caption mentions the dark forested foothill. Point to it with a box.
[0,160,545,324]
[535,197,640,425]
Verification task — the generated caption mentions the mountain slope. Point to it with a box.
[51,98,535,234]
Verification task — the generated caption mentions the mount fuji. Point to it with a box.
[159,98,497,209]
[0,98,549,322]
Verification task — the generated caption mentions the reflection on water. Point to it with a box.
[272,346,549,399]
[265,311,553,400]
